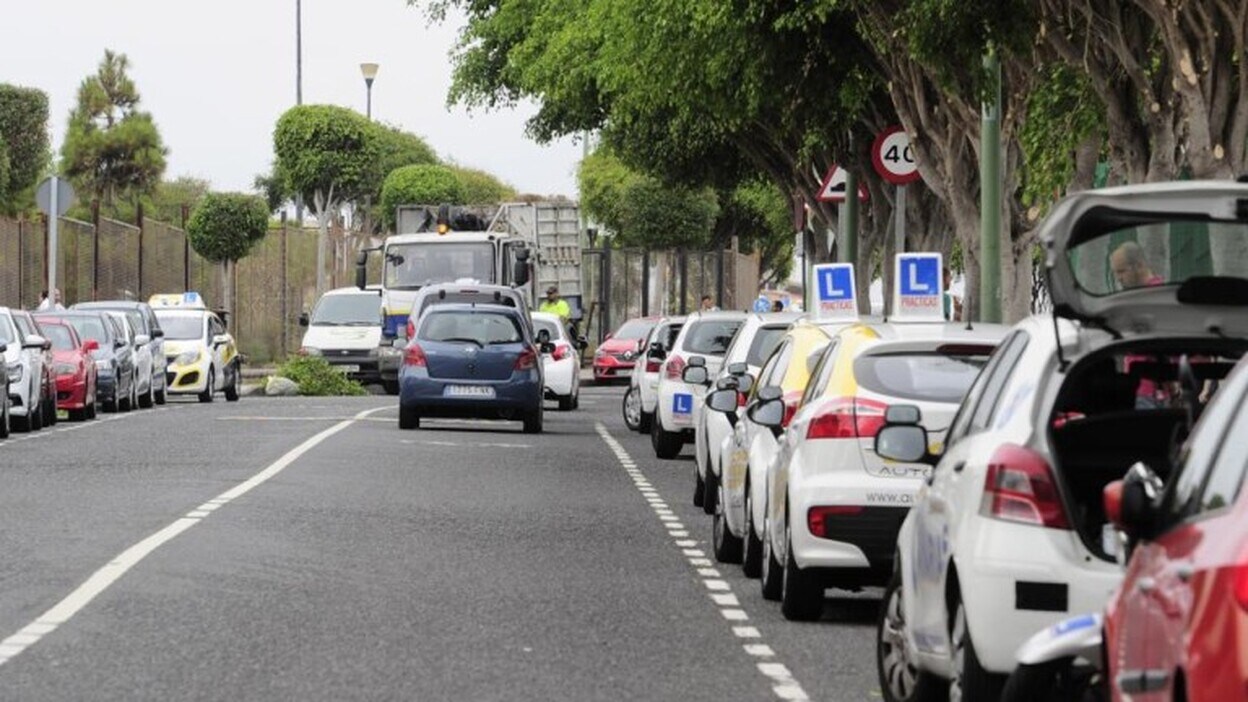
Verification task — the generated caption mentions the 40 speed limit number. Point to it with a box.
[871,126,920,185]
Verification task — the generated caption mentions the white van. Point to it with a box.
[299,287,401,393]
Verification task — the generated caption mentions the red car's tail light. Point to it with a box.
[515,347,538,371]
[981,444,1072,529]
[665,355,686,380]
[403,343,428,367]
[808,505,865,538]
[806,397,888,439]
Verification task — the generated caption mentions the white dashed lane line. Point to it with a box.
[594,422,811,702]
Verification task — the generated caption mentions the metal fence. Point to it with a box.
[0,215,354,365]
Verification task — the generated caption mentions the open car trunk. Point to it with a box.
[1048,340,1246,561]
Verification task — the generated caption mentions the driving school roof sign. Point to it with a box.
[813,263,858,321]
[893,253,943,321]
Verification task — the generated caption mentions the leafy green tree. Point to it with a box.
[186,192,270,322]
[150,175,210,224]
[578,149,717,249]
[273,104,377,295]
[450,165,516,204]
[358,124,441,232]
[379,164,465,229]
[0,84,50,215]
[60,50,167,212]
[721,180,795,285]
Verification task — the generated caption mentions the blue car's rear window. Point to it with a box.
[420,310,524,345]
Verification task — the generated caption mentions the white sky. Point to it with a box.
[0,0,583,198]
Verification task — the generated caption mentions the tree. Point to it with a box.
[273,104,377,296]
[358,124,440,233]
[450,164,516,204]
[150,175,210,224]
[0,84,50,215]
[186,192,270,323]
[379,164,465,230]
[578,149,718,249]
[60,50,167,212]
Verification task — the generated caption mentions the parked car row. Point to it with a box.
[0,292,243,437]
[625,181,1248,701]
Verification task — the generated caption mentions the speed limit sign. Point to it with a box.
[871,126,920,185]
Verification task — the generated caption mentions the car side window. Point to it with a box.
[750,344,786,402]
[1163,379,1247,522]
[767,341,795,387]
[13,314,35,337]
[946,332,1019,443]
[800,340,840,407]
[1197,402,1248,513]
[970,332,1030,432]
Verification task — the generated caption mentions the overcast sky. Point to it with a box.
[1,0,583,198]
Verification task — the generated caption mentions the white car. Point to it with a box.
[693,312,800,513]
[105,311,154,409]
[757,322,1005,621]
[0,348,9,438]
[621,316,685,433]
[71,301,169,405]
[299,287,401,392]
[706,320,833,573]
[531,311,581,410]
[875,181,1248,702]
[0,307,53,432]
[652,311,747,459]
[152,294,242,402]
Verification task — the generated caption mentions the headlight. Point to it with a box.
[176,349,201,365]
[55,362,77,375]
[300,346,322,357]
[8,365,23,383]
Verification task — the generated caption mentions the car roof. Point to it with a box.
[868,321,1011,343]
[530,311,565,324]
[424,303,523,315]
[73,300,146,309]
[324,287,381,297]
[686,310,748,321]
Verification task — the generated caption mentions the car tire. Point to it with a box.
[622,387,643,431]
[651,419,683,459]
[399,405,420,430]
[951,594,1005,702]
[742,482,764,578]
[712,478,744,563]
[878,570,945,702]
[198,369,215,403]
[103,393,118,413]
[225,364,241,402]
[558,393,574,411]
[30,400,43,430]
[0,402,8,438]
[702,456,718,516]
[122,376,135,412]
[781,518,824,622]
[760,517,783,601]
[638,409,654,435]
[139,381,154,408]
[86,397,97,419]
[69,407,85,422]
[693,469,706,508]
[523,407,544,434]
[43,391,57,426]
[155,384,167,405]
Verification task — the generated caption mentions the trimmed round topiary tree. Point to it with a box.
[380,164,465,230]
[186,192,270,320]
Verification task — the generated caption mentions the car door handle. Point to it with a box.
[1175,563,1194,583]
[951,462,965,473]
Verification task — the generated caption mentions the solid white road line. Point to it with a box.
[593,422,811,702]
[0,404,393,669]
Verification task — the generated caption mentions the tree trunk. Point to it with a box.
[220,259,233,326]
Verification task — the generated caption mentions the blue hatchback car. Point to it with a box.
[399,304,545,433]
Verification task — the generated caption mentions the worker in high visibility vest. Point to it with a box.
[539,285,572,325]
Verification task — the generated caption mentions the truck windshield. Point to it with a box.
[384,242,495,289]
[313,294,382,326]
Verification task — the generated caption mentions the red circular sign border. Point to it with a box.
[872,126,921,186]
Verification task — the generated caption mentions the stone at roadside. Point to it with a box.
[265,376,300,397]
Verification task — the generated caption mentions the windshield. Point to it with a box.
[312,294,382,326]
[854,352,991,404]
[613,319,654,341]
[41,325,76,350]
[64,316,108,345]
[156,314,203,341]
[682,320,743,356]
[419,310,524,346]
[533,318,563,341]
[1067,217,1248,296]
[746,326,787,367]
[384,242,495,289]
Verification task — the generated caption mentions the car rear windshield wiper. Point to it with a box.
[438,336,483,347]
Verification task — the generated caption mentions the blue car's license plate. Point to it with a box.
[444,385,496,398]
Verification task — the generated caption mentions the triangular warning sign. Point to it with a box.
[817,165,869,203]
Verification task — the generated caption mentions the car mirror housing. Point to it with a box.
[687,355,707,368]
[83,339,100,353]
[875,424,931,464]
[682,365,709,385]
[1113,462,1164,541]
[536,329,551,344]
[211,334,229,347]
[706,388,739,414]
[298,312,310,327]
[134,334,151,346]
[23,334,49,350]
[747,397,786,429]
[885,404,922,425]
[727,361,748,376]
[737,374,755,395]
[715,376,740,391]
[152,329,165,339]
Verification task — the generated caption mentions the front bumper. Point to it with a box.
[55,374,90,409]
[593,354,636,379]
[166,359,212,394]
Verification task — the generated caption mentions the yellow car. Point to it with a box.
[150,293,242,402]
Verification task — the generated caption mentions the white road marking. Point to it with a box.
[593,421,810,702]
[0,404,393,669]
[217,415,393,422]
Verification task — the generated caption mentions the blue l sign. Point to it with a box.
[673,393,693,414]
[812,263,858,320]
[899,256,940,296]
[894,253,944,319]
[818,267,853,301]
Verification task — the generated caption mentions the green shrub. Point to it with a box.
[380,164,465,229]
[277,356,368,396]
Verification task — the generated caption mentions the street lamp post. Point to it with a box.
[360,62,379,120]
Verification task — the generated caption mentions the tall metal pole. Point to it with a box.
[980,47,1003,323]
[294,0,304,235]
[842,134,859,272]
[48,177,59,296]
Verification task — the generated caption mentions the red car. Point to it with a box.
[35,317,99,421]
[592,317,658,382]
[1103,356,1248,702]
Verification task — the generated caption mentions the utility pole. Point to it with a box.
[979,47,1003,323]
[842,135,859,268]
[294,0,305,234]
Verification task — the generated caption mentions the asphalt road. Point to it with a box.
[0,384,879,701]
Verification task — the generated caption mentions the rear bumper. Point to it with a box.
[399,370,543,417]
